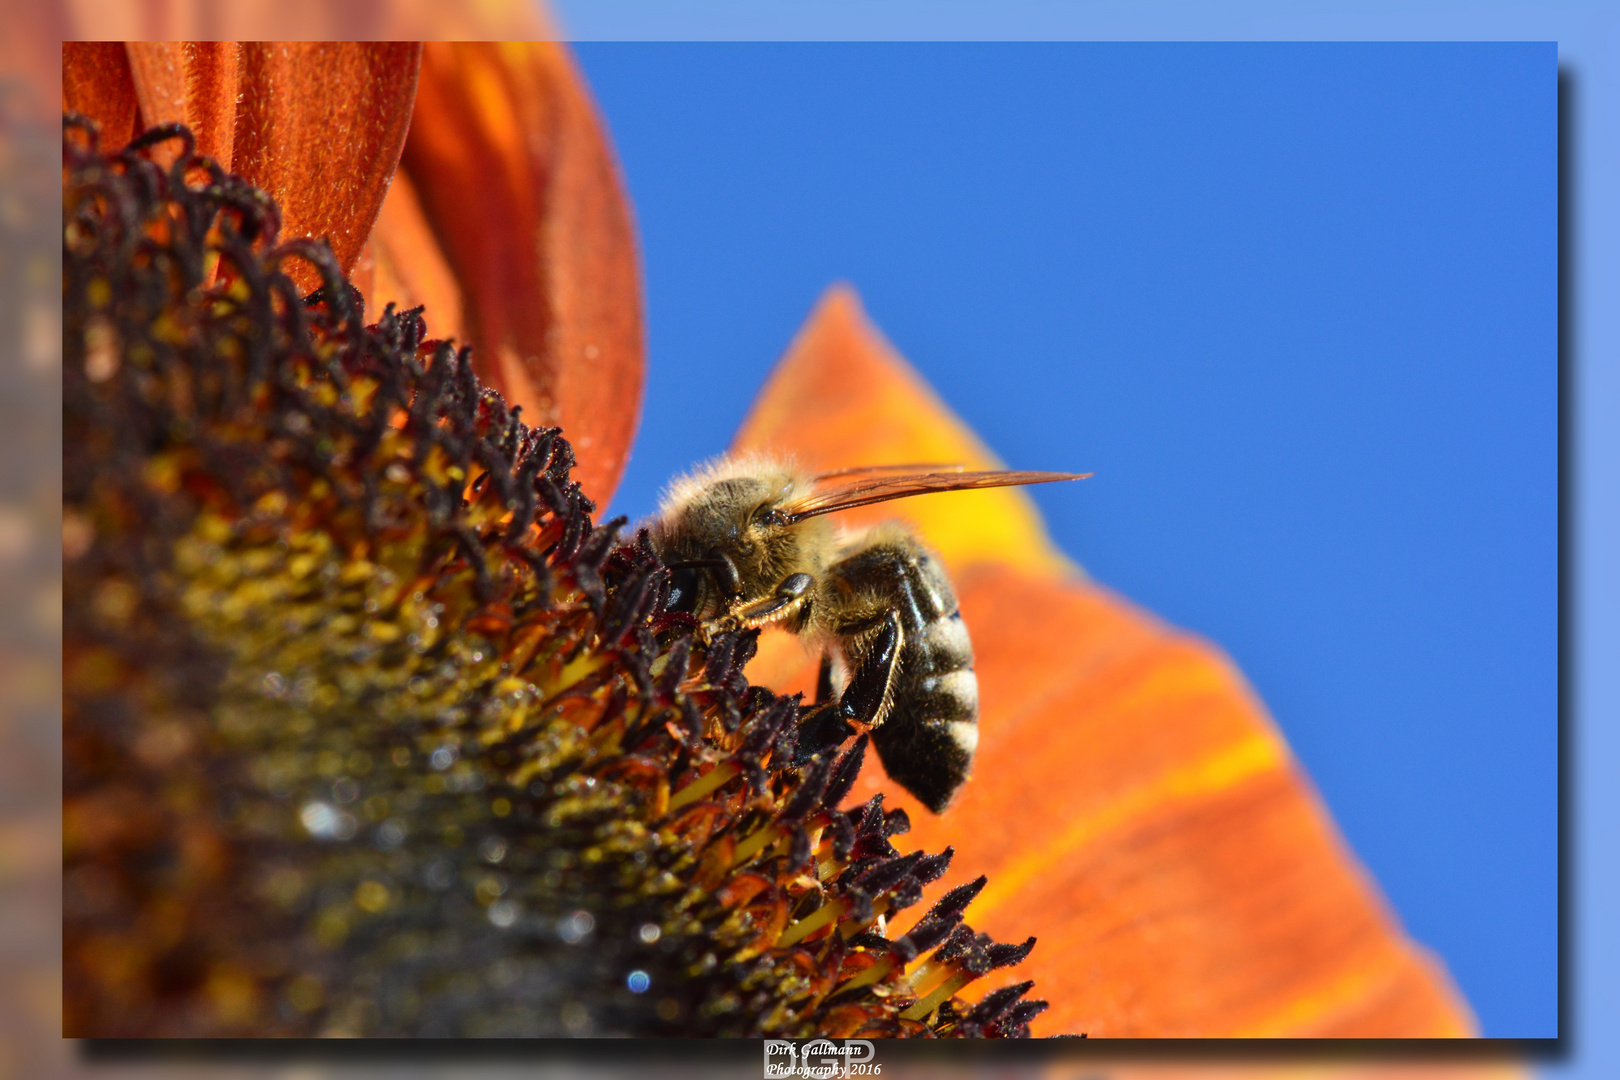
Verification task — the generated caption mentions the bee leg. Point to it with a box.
[793,703,852,763]
[837,609,903,728]
[790,653,851,764]
[706,572,815,633]
[794,609,905,762]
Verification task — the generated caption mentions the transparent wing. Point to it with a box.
[782,469,1091,523]
[812,462,966,483]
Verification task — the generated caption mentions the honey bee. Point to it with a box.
[646,455,1088,813]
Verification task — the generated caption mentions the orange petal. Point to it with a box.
[231,43,422,292]
[401,41,645,509]
[352,0,541,339]
[61,42,419,295]
[352,169,466,344]
[60,0,553,40]
[123,42,240,167]
[62,43,139,151]
[733,285,1475,1037]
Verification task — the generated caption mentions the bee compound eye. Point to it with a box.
[665,567,700,614]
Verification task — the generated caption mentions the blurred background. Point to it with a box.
[579,42,1556,1039]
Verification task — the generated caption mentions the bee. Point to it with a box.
[646,455,1088,813]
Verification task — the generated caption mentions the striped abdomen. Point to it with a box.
[827,529,978,813]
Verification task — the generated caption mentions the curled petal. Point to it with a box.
[348,0,551,342]
[733,284,1474,1037]
[61,41,421,294]
[123,43,240,166]
[352,169,466,344]
[63,0,553,40]
[230,43,421,290]
[62,43,139,150]
[402,41,645,508]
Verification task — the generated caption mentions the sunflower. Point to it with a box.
[61,33,1477,1041]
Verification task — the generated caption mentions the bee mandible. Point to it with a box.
[645,455,1088,813]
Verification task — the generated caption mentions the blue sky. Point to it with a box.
[570,41,1557,1039]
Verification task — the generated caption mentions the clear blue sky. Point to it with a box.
[570,41,1557,1039]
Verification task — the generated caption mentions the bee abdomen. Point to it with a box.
[908,615,978,722]
[878,606,980,812]
[914,666,979,725]
[829,531,981,812]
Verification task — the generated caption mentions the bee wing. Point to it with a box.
[783,469,1091,523]
[812,462,967,483]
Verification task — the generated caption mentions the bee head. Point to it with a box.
[649,454,832,619]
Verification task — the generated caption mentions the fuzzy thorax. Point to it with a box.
[647,453,836,622]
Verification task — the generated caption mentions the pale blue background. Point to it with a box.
[568,39,1561,1041]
